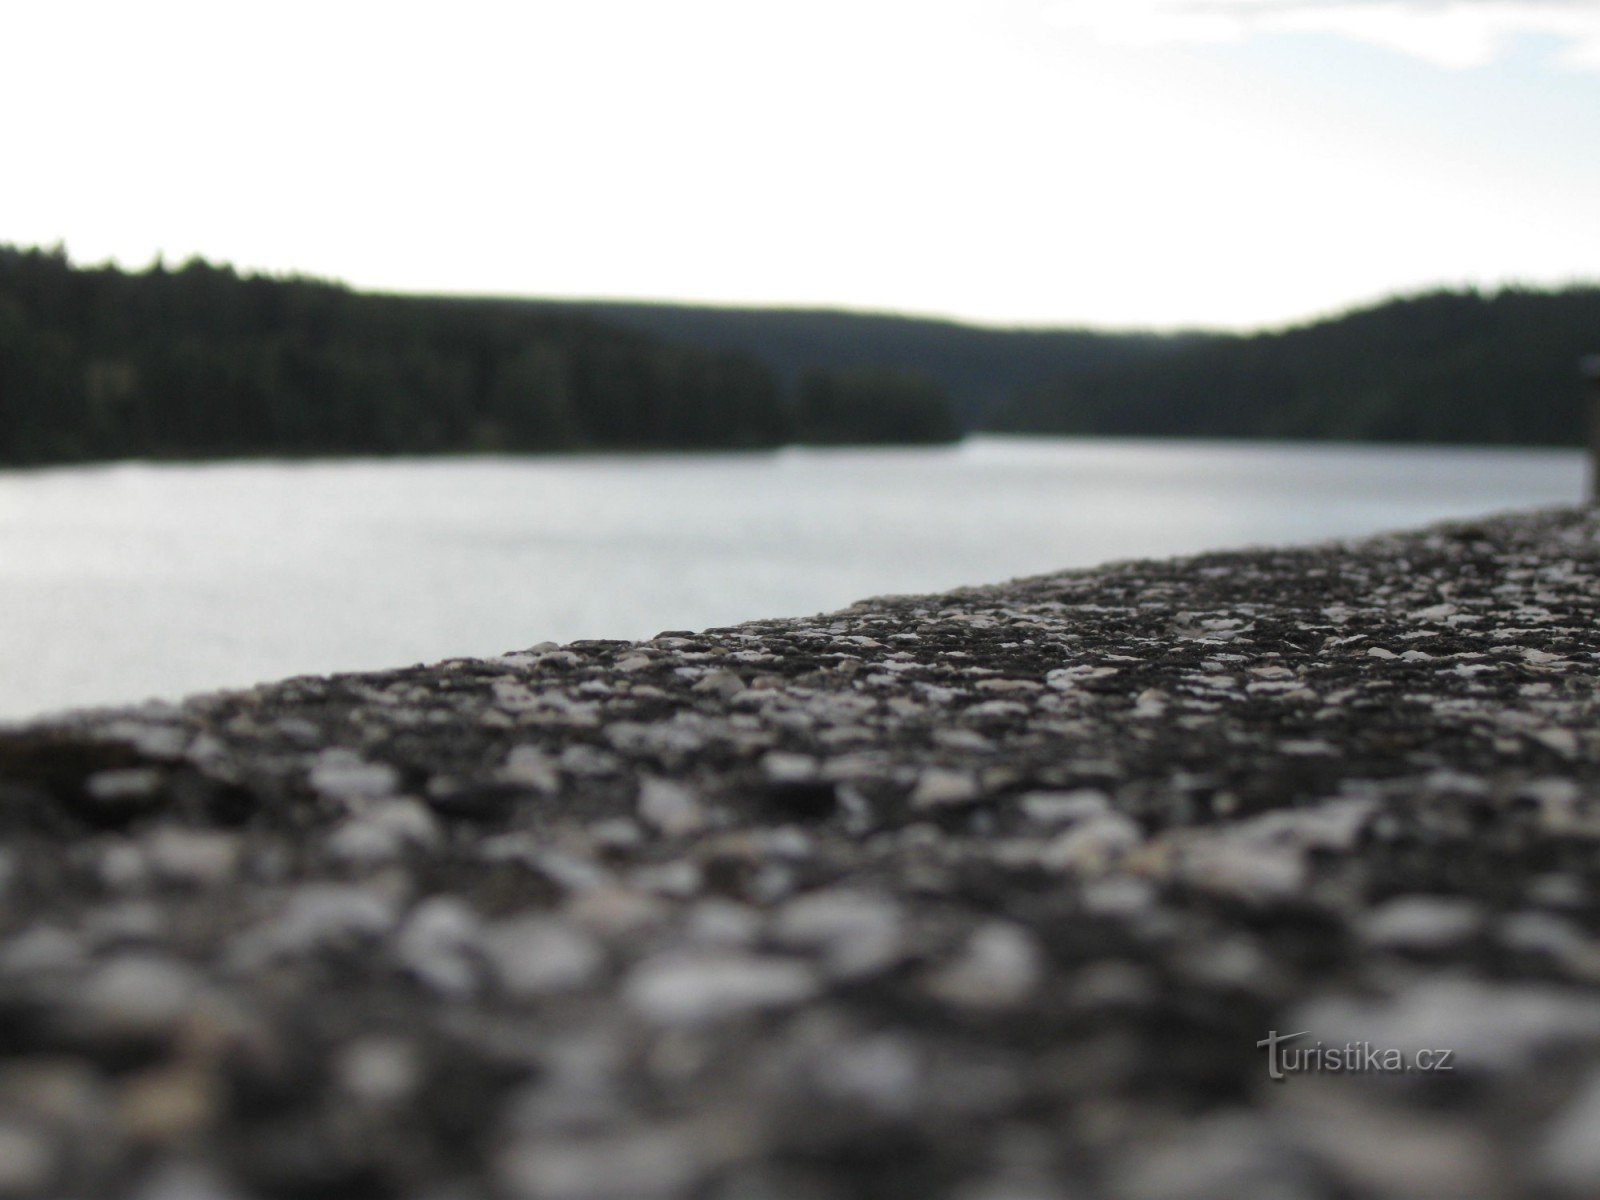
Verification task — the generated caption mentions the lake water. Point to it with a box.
[0,436,1584,721]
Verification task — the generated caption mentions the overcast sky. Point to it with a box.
[9,0,1600,329]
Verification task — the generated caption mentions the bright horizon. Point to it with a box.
[10,0,1600,332]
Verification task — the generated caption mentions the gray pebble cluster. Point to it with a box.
[2,507,1600,1198]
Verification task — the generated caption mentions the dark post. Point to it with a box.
[1586,356,1600,504]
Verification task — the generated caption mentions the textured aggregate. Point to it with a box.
[3,507,1600,1198]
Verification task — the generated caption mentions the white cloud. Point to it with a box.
[1045,0,1600,70]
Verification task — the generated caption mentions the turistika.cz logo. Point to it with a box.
[1256,1030,1456,1081]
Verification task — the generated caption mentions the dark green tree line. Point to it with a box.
[0,246,965,465]
[0,247,808,465]
[993,287,1600,446]
[794,367,960,445]
[14,244,1582,459]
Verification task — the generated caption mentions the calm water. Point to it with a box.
[0,436,1584,720]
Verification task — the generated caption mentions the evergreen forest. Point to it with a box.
[3,244,1597,466]
[991,287,1600,446]
[0,246,957,466]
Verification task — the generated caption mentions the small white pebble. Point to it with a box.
[326,799,440,864]
[588,817,645,850]
[130,1161,246,1200]
[0,1124,55,1194]
[624,953,818,1023]
[691,669,745,697]
[483,916,605,996]
[1019,789,1110,825]
[636,778,707,838]
[1081,878,1156,915]
[1540,1070,1600,1189]
[1361,896,1481,950]
[396,897,482,995]
[1278,740,1337,756]
[630,861,703,897]
[99,843,151,891]
[0,927,86,975]
[1043,813,1142,871]
[87,768,165,803]
[497,1130,699,1200]
[1533,729,1580,758]
[909,769,981,810]
[676,902,757,950]
[145,829,241,886]
[308,751,399,802]
[497,746,561,792]
[926,922,1043,1010]
[234,884,399,965]
[762,752,820,785]
[336,1038,420,1106]
[1178,838,1304,900]
[77,956,203,1038]
[773,890,903,977]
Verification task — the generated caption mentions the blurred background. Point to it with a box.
[2,0,1597,717]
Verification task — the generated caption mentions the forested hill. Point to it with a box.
[516,300,1179,427]
[4,244,1596,465]
[522,289,1600,446]
[992,287,1600,446]
[0,247,958,466]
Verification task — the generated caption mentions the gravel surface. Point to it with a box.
[3,506,1600,1199]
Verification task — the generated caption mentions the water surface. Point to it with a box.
[0,437,1582,719]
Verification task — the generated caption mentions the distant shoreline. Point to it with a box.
[1,430,1586,477]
